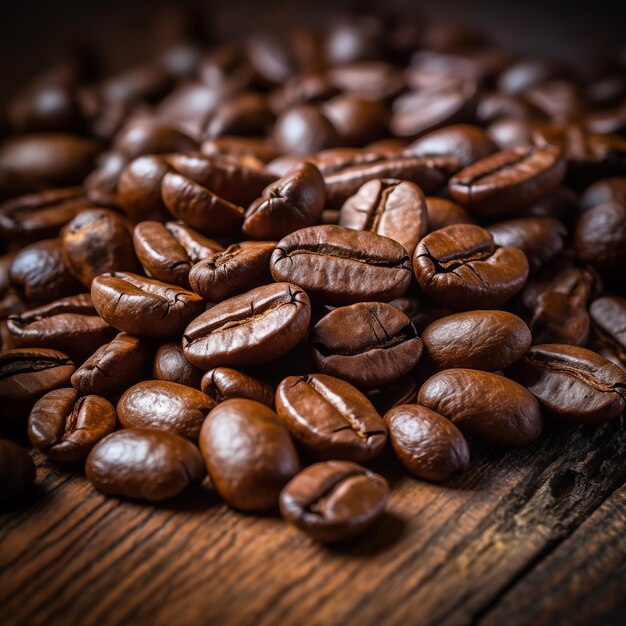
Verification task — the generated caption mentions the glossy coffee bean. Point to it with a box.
[448,145,566,217]
[113,123,198,159]
[117,380,215,441]
[275,373,387,462]
[72,332,150,395]
[590,297,626,364]
[0,439,35,504]
[339,178,427,255]
[422,310,531,371]
[418,369,543,447]
[322,94,389,146]
[384,404,469,481]
[413,224,529,309]
[243,162,325,240]
[204,92,274,138]
[271,225,412,305]
[199,399,299,511]
[183,282,310,369]
[507,343,626,424]
[580,177,626,211]
[271,104,339,155]
[153,341,203,388]
[91,272,204,338]
[201,367,275,408]
[0,348,74,419]
[309,302,422,390]
[188,243,274,302]
[28,388,116,462]
[424,197,476,233]
[86,429,205,502]
[279,461,388,543]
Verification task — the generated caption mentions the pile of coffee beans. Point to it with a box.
[1,8,626,543]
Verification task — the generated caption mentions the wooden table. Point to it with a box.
[1,418,625,626]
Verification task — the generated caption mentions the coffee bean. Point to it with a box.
[422,310,531,371]
[424,197,476,232]
[91,272,204,338]
[275,373,387,462]
[271,225,412,305]
[309,302,422,390]
[28,388,116,462]
[199,398,299,511]
[322,94,389,146]
[339,178,427,255]
[86,429,205,501]
[201,367,275,408]
[413,224,529,309]
[0,439,35,504]
[590,296,626,364]
[507,343,626,424]
[113,123,198,159]
[384,404,469,481]
[272,104,339,155]
[183,282,310,369]
[203,92,274,138]
[580,177,626,211]
[418,369,543,447]
[153,341,203,388]
[279,460,388,543]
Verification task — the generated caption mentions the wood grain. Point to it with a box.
[1,418,625,626]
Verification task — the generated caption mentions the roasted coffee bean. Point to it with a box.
[422,310,531,371]
[183,282,310,369]
[271,225,412,305]
[338,178,427,255]
[0,439,35,504]
[61,208,139,288]
[384,404,470,481]
[0,348,74,419]
[279,460,388,543]
[448,145,566,217]
[487,117,538,151]
[84,152,128,207]
[418,369,543,447]
[322,94,389,146]
[310,302,422,390]
[580,177,626,211]
[9,238,82,305]
[72,333,150,395]
[413,224,529,309]
[117,380,215,441]
[7,294,113,363]
[488,217,567,273]
[86,428,205,501]
[113,123,198,159]
[243,163,325,240]
[271,104,339,155]
[508,344,626,424]
[405,124,497,168]
[133,221,223,287]
[204,92,274,138]
[327,61,406,101]
[188,243,274,302]
[201,367,275,408]
[28,388,116,462]
[199,398,299,511]
[201,136,280,163]
[91,272,204,338]
[275,373,387,462]
[590,297,626,364]
[153,341,203,388]
[425,197,476,232]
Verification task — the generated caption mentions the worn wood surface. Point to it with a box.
[1,418,625,626]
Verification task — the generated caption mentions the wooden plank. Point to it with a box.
[0,418,625,626]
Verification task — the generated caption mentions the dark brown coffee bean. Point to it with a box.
[422,310,531,371]
[590,297,626,364]
[275,373,387,462]
[310,303,422,390]
[0,348,74,419]
[384,404,469,481]
[199,398,299,511]
[339,178,427,255]
[183,282,310,369]
[28,388,116,462]
[487,117,538,151]
[327,61,406,101]
[271,104,339,155]
[7,294,113,364]
[86,428,205,501]
[91,272,204,338]
[188,243,274,302]
[118,380,215,441]
[418,369,543,447]
[201,367,275,408]
[279,460,388,543]
[580,177,626,211]
[448,145,566,217]
[507,343,626,424]
[243,163,325,240]
[271,225,412,305]
[113,123,198,159]
[61,209,140,288]
[0,439,35,504]
[201,136,280,163]
[413,224,529,309]
[424,197,476,233]
[153,341,203,389]
[322,94,389,146]
[203,92,274,138]
[72,332,150,395]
